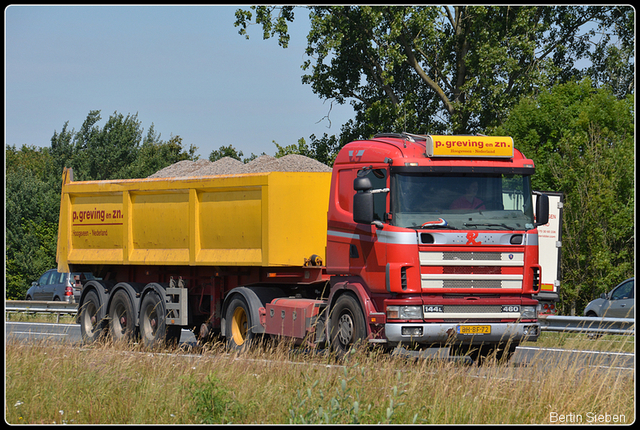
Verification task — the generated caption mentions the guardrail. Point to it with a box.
[4,301,635,336]
[6,300,78,323]
[538,314,635,336]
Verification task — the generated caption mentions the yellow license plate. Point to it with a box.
[458,325,491,335]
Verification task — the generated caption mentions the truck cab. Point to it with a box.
[326,133,548,357]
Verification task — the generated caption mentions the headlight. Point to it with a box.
[521,305,537,319]
[387,305,422,320]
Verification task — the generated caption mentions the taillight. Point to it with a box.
[65,286,73,296]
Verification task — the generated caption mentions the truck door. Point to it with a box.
[327,165,389,287]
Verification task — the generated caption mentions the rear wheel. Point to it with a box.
[329,293,367,357]
[108,290,136,342]
[139,291,181,348]
[79,290,106,344]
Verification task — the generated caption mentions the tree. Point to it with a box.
[49,110,198,180]
[122,129,199,178]
[5,145,60,299]
[273,134,339,166]
[6,111,197,299]
[494,80,634,315]
[209,144,244,162]
[236,6,633,140]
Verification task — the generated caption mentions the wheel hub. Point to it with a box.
[337,314,354,345]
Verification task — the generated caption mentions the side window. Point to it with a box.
[39,271,52,286]
[336,166,388,221]
[611,280,633,300]
[370,169,388,221]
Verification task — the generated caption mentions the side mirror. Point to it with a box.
[535,193,549,226]
[31,282,38,287]
[353,192,374,225]
[353,177,374,225]
[354,176,372,191]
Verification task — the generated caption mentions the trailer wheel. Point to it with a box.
[139,291,181,348]
[108,290,136,342]
[79,290,106,344]
[329,293,367,357]
[225,296,254,350]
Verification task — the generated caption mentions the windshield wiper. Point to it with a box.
[464,222,515,230]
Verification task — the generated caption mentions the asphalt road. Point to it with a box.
[5,321,635,372]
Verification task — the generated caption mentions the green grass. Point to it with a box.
[5,336,635,424]
[523,331,635,353]
[5,312,77,324]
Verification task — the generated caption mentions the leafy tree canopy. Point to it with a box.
[495,80,634,314]
[236,5,633,144]
[50,110,198,181]
[6,110,198,299]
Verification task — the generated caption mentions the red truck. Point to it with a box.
[58,133,548,361]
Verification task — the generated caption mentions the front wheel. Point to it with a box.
[139,291,181,348]
[79,290,107,344]
[225,296,255,350]
[329,293,367,357]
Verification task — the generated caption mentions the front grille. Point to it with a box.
[420,250,524,290]
[443,252,501,261]
[443,280,503,288]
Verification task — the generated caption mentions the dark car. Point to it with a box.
[25,269,95,303]
[584,277,635,318]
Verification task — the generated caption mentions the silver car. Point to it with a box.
[584,277,635,318]
[25,269,95,303]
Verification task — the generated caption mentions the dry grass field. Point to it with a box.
[5,333,635,424]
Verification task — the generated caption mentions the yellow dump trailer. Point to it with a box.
[57,167,331,273]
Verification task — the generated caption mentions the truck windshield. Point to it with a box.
[391,173,535,231]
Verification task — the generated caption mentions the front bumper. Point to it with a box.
[384,322,540,346]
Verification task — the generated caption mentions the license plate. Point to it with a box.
[458,325,491,335]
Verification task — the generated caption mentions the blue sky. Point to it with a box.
[5,5,355,160]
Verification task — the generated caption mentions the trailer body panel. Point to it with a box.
[58,172,331,272]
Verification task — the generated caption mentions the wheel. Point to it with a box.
[79,290,107,344]
[329,293,367,357]
[108,290,136,342]
[139,291,181,348]
[225,296,255,350]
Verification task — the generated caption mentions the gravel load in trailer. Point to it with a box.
[148,154,332,178]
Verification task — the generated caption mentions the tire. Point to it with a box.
[108,290,136,342]
[329,293,367,357]
[225,296,255,350]
[139,291,181,348]
[79,290,107,344]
